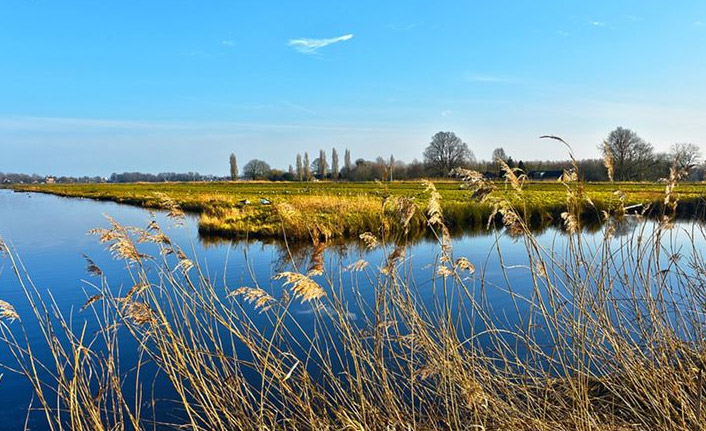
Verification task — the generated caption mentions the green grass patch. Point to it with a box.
[11,180,706,239]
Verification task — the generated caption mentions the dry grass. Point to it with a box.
[12,179,706,240]
[199,194,389,240]
[2,154,706,430]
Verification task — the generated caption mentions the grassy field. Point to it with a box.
[9,180,706,240]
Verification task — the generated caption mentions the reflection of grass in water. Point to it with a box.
[3,172,706,430]
[11,180,706,240]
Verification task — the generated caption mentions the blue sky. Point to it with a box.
[1,0,705,176]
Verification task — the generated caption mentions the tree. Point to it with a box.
[243,159,271,180]
[491,147,508,174]
[423,131,473,176]
[389,154,395,181]
[344,149,352,179]
[296,154,303,181]
[601,127,655,181]
[492,147,507,162]
[670,143,701,174]
[318,149,327,179]
[303,152,311,181]
[331,148,339,180]
[229,153,238,180]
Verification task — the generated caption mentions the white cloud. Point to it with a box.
[287,34,354,54]
[221,40,235,47]
[696,21,704,27]
[590,21,606,27]
[441,110,452,117]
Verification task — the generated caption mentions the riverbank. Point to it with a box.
[9,180,706,239]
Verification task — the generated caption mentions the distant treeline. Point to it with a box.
[0,172,226,184]
[3,127,703,184]
[0,172,106,184]
[108,172,226,183]
[232,128,705,183]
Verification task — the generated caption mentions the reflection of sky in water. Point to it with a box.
[0,189,702,430]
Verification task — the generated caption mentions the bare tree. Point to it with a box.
[423,131,473,176]
[296,154,303,181]
[303,152,310,181]
[670,143,701,174]
[229,153,238,180]
[601,127,655,181]
[491,147,507,174]
[243,159,271,180]
[491,147,507,162]
[331,148,339,180]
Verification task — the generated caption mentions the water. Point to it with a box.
[0,189,700,429]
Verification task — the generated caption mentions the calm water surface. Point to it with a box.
[0,189,696,429]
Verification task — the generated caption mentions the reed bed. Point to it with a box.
[10,180,706,240]
[2,157,706,430]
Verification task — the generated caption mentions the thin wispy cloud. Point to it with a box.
[696,21,704,27]
[590,21,606,28]
[287,34,354,54]
[0,115,409,134]
[466,73,514,83]
[221,40,235,47]
[282,101,317,115]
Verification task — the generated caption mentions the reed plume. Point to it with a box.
[229,287,276,313]
[0,300,19,322]
[274,272,326,302]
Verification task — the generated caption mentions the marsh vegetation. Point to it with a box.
[2,156,706,430]
[11,176,706,241]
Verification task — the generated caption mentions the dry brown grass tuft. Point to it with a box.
[602,140,615,182]
[154,192,186,222]
[452,168,496,201]
[345,259,369,272]
[274,272,326,302]
[122,283,150,302]
[359,232,379,249]
[80,294,103,312]
[90,216,147,262]
[229,287,276,313]
[0,300,19,322]
[83,254,103,276]
[422,179,443,227]
[454,257,475,274]
[499,158,526,192]
[126,301,153,325]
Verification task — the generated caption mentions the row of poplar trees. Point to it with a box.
[228,148,355,181]
[293,148,353,181]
